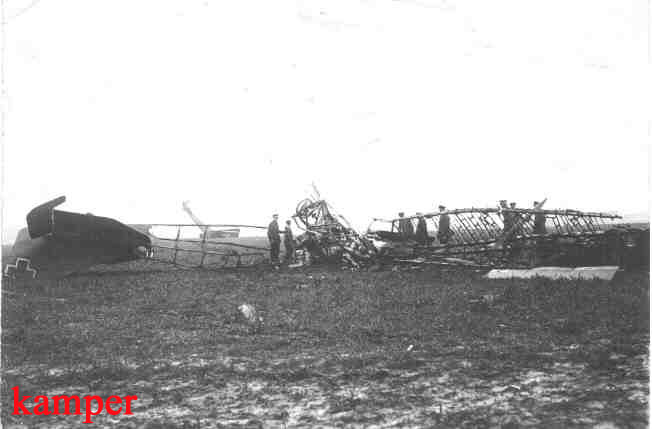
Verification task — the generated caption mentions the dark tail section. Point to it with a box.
[26,196,66,239]
[8,196,152,280]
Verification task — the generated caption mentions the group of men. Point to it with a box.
[267,214,295,266]
[500,200,547,236]
[499,200,520,237]
[397,205,451,245]
[268,200,548,265]
[397,200,547,246]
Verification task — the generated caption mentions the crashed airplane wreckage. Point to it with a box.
[366,203,649,270]
[292,197,376,268]
[3,196,648,280]
[139,222,269,269]
[3,196,152,280]
[3,194,378,280]
[2,197,271,280]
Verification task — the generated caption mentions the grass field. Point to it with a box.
[1,264,649,428]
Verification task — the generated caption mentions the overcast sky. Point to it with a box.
[2,0,650,241]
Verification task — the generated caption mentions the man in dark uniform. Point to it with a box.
[397,212,414,240]
[437,205,451,244]
[283,220,295,264]
[499,200,511,234]
[533,201,546,235]
[415,213,429,245]
[267,214,281,266]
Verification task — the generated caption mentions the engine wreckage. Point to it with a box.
[2,194,648,281]
[292,197,376,268]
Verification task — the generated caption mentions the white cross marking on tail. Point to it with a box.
[4,257,38,279]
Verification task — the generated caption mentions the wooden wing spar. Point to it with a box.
[139,223,270,269]
[366,201,646,269]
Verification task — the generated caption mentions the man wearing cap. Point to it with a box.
[437,205,451,244]
[267,214,281,266]
[415,213,429,245]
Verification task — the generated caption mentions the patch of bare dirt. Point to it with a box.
[2,267,648,427]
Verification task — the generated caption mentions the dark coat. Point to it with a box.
[438,214,450,234]
[267,220,280,243]
[502,211,512,231]
[398,218,414,238]
[534,213,546,234]
[415,218,428,244]
[284,225,294,245]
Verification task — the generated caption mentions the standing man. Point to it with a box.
[398,212,414,240]
[499,200,511,234]
[437,205,451,244]
[267,214,281,266]
[415,213,429,245]
[533,201,546,235]
[509,202,521,235]
[283,220,295,264]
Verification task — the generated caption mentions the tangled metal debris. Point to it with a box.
[292,196,376,268]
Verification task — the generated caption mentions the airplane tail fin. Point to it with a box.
[26,196,66,239]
